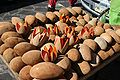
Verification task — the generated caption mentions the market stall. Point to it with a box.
[0,0,120,80]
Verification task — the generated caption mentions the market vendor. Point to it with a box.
[109,0,120,30]
[48,0,77,11]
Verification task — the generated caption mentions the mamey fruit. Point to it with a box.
[9,56,25,73]
[30,62,64,79]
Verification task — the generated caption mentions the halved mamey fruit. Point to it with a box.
[40,43,57,62]
[29,26,48,47]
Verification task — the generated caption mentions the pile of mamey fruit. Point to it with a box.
[0,7,120,80]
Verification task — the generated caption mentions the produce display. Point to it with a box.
[0,6,120,80]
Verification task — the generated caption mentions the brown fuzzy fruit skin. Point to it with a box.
[4,37,25,48]
[107,30,120,43]
[94,37,107,50]
[53,11,62,18]
[25,15,36,26]
[83,39,97,51]
[59,8,70,16]
[97,50,109,60]
[69,72,78,80]
[72,7,82,14]
[11,17,22,25]
[35,12,47,23]
[94,26,105,36]
[75,25,83,32]
[1,31,22,42]
[77,15,83,20]
[81,31,91,40]
[32,78,41,80]
[88,18,97,27]
[83,14,90,22]
[78,61,91,75]
[22,50,42,65]
[3,48,15,63]
[55,21,68,33]
[0,22,14,28]
[0,38,3,46]
[97,21,104,27]
[116,29,120,36]
[14,42,36,56]
[112,43,120,53]
[66,49,80,62]
[103,23,111,29]
[46,12,57,22]
[9,56,25,73]
[19,65,32,80]
[66,7,77,16]
[79,44,91,61]
[0,22,14,36]
[69,16,77,22]
[100,33,113,44]
[84,24,93,29]
[106,48,115,56]
[105,29,113,32]
[0,43,11,55]
[78,19,86,26]
[112,26,120,30]
[30,62,64,79]
[56,57,71,71]
[82,10,87,15]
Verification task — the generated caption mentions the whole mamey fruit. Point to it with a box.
[30,62,64,79]
[9,56,25,73]
[3,48,15,63]
[14,42,36,56]
[22,50,42,65]
[19,65,32,80]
